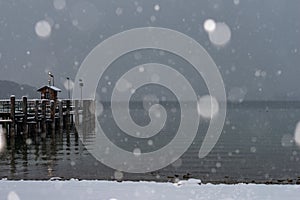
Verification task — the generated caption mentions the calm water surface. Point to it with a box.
[1,102,300,184]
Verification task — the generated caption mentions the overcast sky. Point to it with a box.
[0,0,299,100]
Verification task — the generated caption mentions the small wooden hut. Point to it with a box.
[37,85,61,100]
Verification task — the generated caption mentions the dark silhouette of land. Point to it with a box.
[0,80,38,99]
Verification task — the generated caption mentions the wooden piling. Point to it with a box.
[66,100,71,129]
[22,96,28,136]
[90,100,95,133]
[82,100,88,134]
[10,95,15,137]
[66,99,71,144]
[41,99,47,133]
[75,100,79,126]
[50,100,55,132]
[34,100,39,133]
[58,100,63,131]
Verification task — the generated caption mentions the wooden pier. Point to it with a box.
[0,95,95,137]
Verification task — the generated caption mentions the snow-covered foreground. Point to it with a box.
[1,179,299,200]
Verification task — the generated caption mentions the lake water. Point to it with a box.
[1,101,300,184]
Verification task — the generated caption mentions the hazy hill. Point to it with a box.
[0,80,39,99]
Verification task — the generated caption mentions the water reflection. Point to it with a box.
[0,127,72,179]
[0,102,300,184]
[0,128,6,153]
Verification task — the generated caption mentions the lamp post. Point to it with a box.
[48,71,54,86]
[79,79,83,108]
[66,77,71,99]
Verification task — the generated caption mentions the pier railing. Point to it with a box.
[0,100,10,113]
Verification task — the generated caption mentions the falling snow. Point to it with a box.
[172,158,182,168]
[115,7,123,16]
[133,148,141,157]
[250,146,257,153]
[154,4,160,11]
[294,122,300,147]
[281,134,294,147]
[203,19,216,33]
[0,1,300,196]
[114,171,123,180]
[233,0,240,5]
[207,22,231,46]
[70,2,100,31]
[25,138,32,145]
[138,66,145,72]
[7,191,20,200]
[150,15,156,22]
[254,69,267,78]
[35,20,52,38]
[197,95,219,119]
[63,79,74,91]
[147,140,153,146]
[53,0,66,10]
[228,87,247,103]
[276,70,282,76]
[136,6,143,13]
[143,95,159,110]
[115,78,132,92]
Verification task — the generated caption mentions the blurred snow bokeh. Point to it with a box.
[7,191,20,200]
[154,4,160,12]
[208,22,232,46]
[204,18,232,46]
[294,121,300,147]
[63,79,74,91]
[115,78,132,92]
[53,0,66,10]
[197,95,219,119]
[233,0,240,5]
[228,87,247,103]
[115,7,123,16]
[70,1,100,31]
[35,20,52,38]
[143,94,160,110]
[281,134,294,147]
[113,171,123,181]
[203,19,216,33]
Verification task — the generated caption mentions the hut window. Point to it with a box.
[45,92,50,99]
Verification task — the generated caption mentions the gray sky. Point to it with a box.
[0,0,299,100]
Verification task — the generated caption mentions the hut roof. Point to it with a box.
[37,85,61,92]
